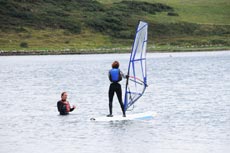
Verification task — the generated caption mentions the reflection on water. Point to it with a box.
[0,51,230,153]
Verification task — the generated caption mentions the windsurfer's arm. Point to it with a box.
[120,71,129,79]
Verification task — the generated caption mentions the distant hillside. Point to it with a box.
[98,0,230,25]
[0,0,176,37]
[0,0,229,53]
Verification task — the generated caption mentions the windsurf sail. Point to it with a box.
[124,21,148,111]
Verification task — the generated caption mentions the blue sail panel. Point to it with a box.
[124,21,148,111]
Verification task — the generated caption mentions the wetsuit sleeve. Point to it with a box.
[70,107,75,112]
[118,70,124,81]
[57,101,66,114]
[57,101,62,112]
[120,70,129,79]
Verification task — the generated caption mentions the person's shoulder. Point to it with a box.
[57,100,62,104]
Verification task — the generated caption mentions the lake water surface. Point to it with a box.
[0,51,230,153]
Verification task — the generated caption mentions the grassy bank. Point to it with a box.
[1,27,229,54]
[0,0,229,55]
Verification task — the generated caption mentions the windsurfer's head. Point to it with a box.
[112,61,119,68]
[61,92,67,101]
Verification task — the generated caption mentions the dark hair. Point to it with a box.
[112,61,119,68]
[61,92,67,97]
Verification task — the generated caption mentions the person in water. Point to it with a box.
[107,61,127,117]
[57,92,76,115]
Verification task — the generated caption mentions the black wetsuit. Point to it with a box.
[108,69,126,116]
[57,100,74,115]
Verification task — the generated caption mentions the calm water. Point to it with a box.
[0,51,230,153]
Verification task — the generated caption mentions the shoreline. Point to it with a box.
[0,47,229,56]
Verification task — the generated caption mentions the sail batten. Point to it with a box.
[124,21,148,111]
[131,58,146,62]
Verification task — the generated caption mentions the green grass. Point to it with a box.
[164,0,230,25]
[1,27,229,53]
[0,28,114,50]
[98,0,230,24]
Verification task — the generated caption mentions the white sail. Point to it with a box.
[124,21,148,111]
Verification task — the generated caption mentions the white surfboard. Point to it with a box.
[90,111,157,121]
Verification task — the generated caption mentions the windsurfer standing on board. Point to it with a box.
[107,61,127,117]
[57,92,76,115]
